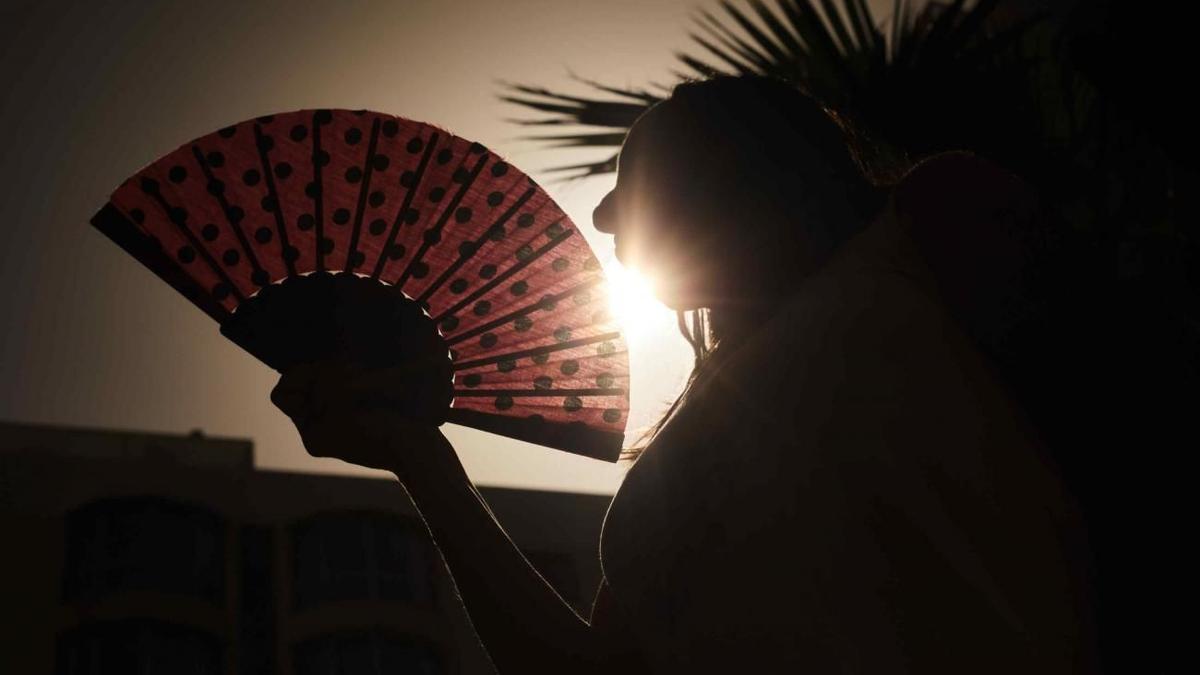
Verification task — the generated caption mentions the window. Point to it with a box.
[55,619,223,675]
[62,497,226,603]
[292,512,434,609]
[294,630,441,675]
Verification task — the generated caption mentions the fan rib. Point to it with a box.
[371,131,439,281]
[416,185,538,304]
[143,182,246,304]
[311,111,327,273]
[343,117,382,273]
[430,228,575,323]
[453,388,626,397]
[189,144,268,282]
[395,153,489,288]
[452,331,621,370]
[444,275,605,346]
[250,125,296,278]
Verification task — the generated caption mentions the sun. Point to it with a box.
[605,259,671,343]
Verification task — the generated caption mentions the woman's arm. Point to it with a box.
[271,361,640,674]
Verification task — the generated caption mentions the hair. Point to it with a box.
[620,74,884,461]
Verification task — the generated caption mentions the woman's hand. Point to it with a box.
[270,358,454,476]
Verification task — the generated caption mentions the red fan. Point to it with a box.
[91,109,629,461]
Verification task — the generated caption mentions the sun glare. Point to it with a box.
[605,260,669,343]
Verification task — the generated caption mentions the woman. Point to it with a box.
[271,76,1098,673]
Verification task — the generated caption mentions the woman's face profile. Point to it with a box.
[592,100,725,311]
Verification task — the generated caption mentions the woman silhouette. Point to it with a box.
[271,75,1099,673]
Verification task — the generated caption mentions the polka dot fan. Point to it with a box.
[91,109,629,461]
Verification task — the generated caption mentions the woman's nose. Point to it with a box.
[592,190,617,235]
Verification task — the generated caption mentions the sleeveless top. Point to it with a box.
[589,152,1098,673]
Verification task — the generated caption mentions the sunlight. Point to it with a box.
[605,259,669,344]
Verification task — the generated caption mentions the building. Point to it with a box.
[0,420,612,674]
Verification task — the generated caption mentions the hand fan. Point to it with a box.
[90,109,629,462]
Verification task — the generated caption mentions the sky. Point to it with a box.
[0,0,896,493]
[0,0,709,494]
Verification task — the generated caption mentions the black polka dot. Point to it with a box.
[473,300,492,316]
[139,177,159,195]
[449,278,469,294]
[222,248,240,266]
[510,280,528,296]
[560,360,579,375]
[403,208,420,224]
[283,245,300,262]
[563,396,583,413]
[400,171,416,188]
[479,264,497,279]
[428,187,445,202]
[532,353,550,365]
[458,241,477,259]
[596,373,615,388]
[534,375,553,389]
[344,127,362,145]
[212,282,231,300]
[603,409,622,423]
[480,333,498,349]
[517,213,534,228]
[452,167,470,183]
[314,150,330,167]
[498,359,516,373]
[206,151,225,168]
[584,257,601,271]
[274,162,293,179]
[494,395,513,411]
[254,227,273,244]
[177,246,196,263]
[372,154,390,171]
[490,162,509,177]
[440,315,459,332]
[168,166,187,183]
[514,316,533,332]
[251,269,270,286]
[168,207,187,225]
[261,195,277,212]
[256,135,274,152]
[539,295,558,311]
[469,141,485,154]
[515,245,533,262]
[129,208,145,224]
[455,207,472,223]
[348,251,365,268]
[368,191,385,208]
[554,326,572,342]
[305,182,319,199]
[387,244,406,260]
[319,237,334,254]
[297,214,314,231]
[345,167,362,183]
[201,224,219,241]
[573,289,592,306]
[597,341,616,357]
[242,169,261,186]
[463,373,482,387]
[332,208,350,225]
[487,191,504,207]
[368,219,387,236]
[226,206,244,224]
[290,124,308,141]
[411,261,429,278]
[423,229,441,245]
[218,125,237,138]
[488,225,506,242]
[436,149,452,164]
[406,137,423,153]
[382,120,399,137]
